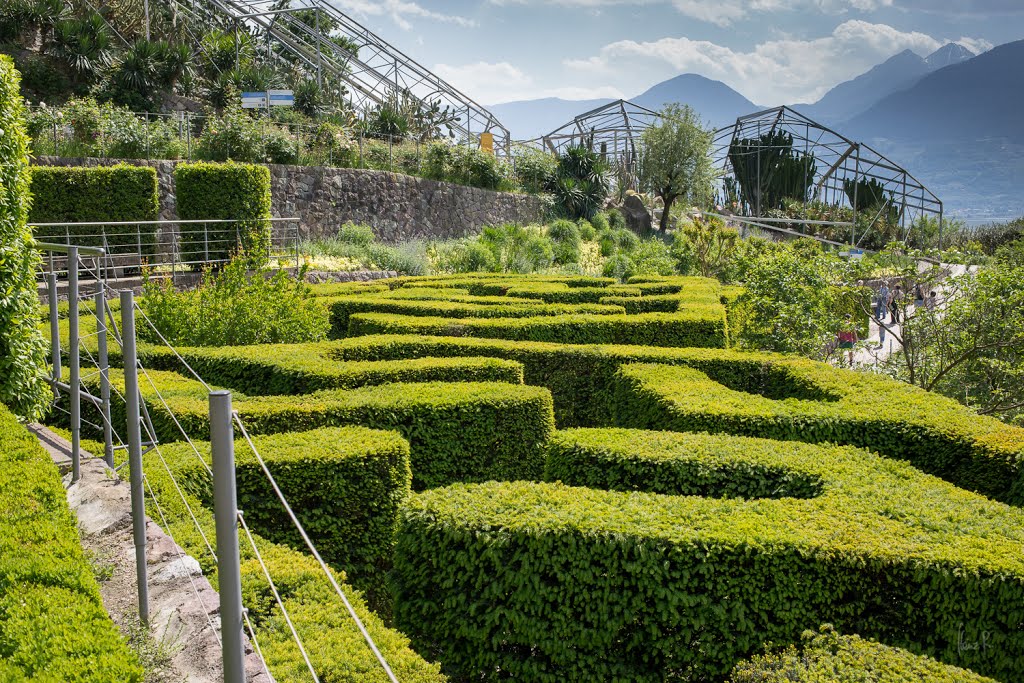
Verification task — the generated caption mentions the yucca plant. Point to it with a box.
[549,145,609,220]
[52,13,113,83]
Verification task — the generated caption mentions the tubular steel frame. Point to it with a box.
[712,106,944,248]
[539,99,663,191]
[175,0,510,155]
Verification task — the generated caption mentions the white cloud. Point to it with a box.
[433,61,625,105]
[563,20,987,104]
[331,0,475,30]
[488,0,895,25]
[954,36,994,55]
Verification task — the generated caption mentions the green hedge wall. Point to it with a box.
[611,361,1024,505]
[0,404,142,681]
[140,344,524,395]
[545,427,824,499]
[328,335,1024,503]
[728,625,997,682]
[0,56,49,420]
[346,310,729,348]
[81,433,446,682]
[393,428,1024,681]
[327,296,625,339]
[28,165,159,254]
[169,426,410,603]
[174,161,272,267]
[79,368,555,491]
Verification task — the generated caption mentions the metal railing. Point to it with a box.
[42,243,398,682]
[33,218,301,283]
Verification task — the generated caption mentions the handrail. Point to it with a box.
[35,241,106,256]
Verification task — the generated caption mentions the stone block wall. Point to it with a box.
[32,157,548,244]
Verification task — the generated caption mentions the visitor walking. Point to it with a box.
[837,315,858,367]
[876,281,889,322]
[914,284,925,310]
[890,285,902,324]
[927,291,938,311]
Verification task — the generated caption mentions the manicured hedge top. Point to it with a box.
[85,368,555,490]
[729,625,997,682]
[346,309,728,348]
[613,361,1024,505]
[328,335,1024,503]
[395,428,1024,681]
[0,403,143,681]
[326,296,627,338]
[141,342,525,395]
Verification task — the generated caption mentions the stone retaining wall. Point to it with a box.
[32,156,548,244]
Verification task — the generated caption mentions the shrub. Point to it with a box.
[174,161,272,267]
[394,428,1024,682]
[112,431,447,682]
[512,147,556,194]
[0,403,143,681]
[193,106,264,163]
[139,258,329,346]
[0,56,49,419]
[327,296,624,338]
[141,343,525,396]
[82,369,555,491]
[611,361,1024,504]
[729,625,997,682]
[347,309,728,348]
[170,426,411,600]
[28,165,160,255]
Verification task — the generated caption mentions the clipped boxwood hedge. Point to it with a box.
[79,368,554,490]
[0,403,142,681]
[330,335,1024,502]
[168,426,410,603]
[0,55,49,420]
[729,625,997,682]
[611,361,1024,505]
[28,165,159,254]
[84,434,446,682]
[346,309,728,348]
[140,343,524,395]
[326,296,625,339]
[393,428,1024,682]
[174,161,272,267]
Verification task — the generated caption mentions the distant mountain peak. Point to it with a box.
[926,43,976,70]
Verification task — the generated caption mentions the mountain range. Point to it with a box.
[489,40,1024,219]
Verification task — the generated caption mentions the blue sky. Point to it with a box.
[330,1,1022,106]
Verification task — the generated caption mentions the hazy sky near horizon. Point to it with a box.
[328,1,1022,106]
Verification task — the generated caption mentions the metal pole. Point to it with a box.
[68,247,81,483]
[120,291,150,627]
[96,288,113,467]
[209,390,246,683]
[47,271,61,385]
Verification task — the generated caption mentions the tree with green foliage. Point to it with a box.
[736,239,855,360]
[0,56,49,419]
[638,103,716,232]
[868,242,1024,424]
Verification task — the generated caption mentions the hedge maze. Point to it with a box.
[69,273,1024,682]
